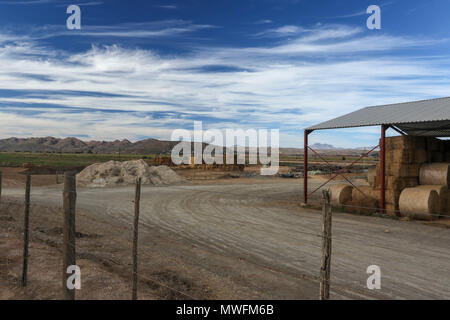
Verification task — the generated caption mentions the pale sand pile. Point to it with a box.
[76,159,186,187]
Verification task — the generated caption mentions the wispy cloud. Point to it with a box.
[254,19,273,25]
[330,2,394,19]
[255,25,305,37]
[254,24,362,41]
[157,4,178,10]
[0,23,448,146]
[237,25,433,57]
[0,0,54,4]
[1,20,216,41]
[0,0,103,5]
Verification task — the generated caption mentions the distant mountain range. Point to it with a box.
[0,137,180,154]
[310,143,336,150]
[0,137,371,156]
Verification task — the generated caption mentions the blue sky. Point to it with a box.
[0,0,450,147]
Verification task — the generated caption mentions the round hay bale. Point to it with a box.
[448,197,450,218]
[352,186,380,202]
[329,184,353,207]
[416,185,448,217]
[345,198,378,215]
[399,187,440,221]
[419,163,450,187]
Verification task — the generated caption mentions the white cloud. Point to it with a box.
[0,24,449,146]
[0,0,54,4]
[0,0,103,5]
[254,19,273,25]
[15,20,216,40]
[157,4,178,10]
[256,25,305,37]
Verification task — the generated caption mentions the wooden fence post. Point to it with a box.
[63,172,77,300]
[0,171,2,206]
[132,177,142,300]
[320,189,332,300]
[22,174,31,286]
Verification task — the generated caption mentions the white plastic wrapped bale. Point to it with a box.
[399,187,440,221]
[329,184,353,208]
[419,163,450,187]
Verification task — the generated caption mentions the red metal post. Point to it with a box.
[303,130,311,204]
[380,125,386,212]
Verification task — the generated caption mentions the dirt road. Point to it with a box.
[3,180,450,299]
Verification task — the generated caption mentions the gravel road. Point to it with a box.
[4,180,450,299]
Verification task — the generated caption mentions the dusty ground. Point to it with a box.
[1,168,449,300]
[0,207,155,300]
[0,167,60,188]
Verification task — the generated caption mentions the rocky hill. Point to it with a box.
[0,136,371,156]
[0,137,182,154]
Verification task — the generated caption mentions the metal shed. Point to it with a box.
[303,96,450,211]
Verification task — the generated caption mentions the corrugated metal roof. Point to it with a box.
[306,96,450,136]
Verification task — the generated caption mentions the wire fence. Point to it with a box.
[0,172,449,300]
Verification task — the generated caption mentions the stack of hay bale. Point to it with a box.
[382,136,427,215]
[365,136,427,215]
[329,183,380,215]
[330,136,450,220]
[372,136,449,219]
[399,163,450,220]
[349,186,380,215]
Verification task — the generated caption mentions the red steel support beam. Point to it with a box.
[308,146,368,198]
[303,130,312,204]
[308,144,379,198]
[380,125,386,212]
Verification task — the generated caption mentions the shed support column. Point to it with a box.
[304,130,312,204]
[380,125,386,213]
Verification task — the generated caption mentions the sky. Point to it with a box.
[0,0,450,148]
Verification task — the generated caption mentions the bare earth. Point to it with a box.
[1,177,449,300]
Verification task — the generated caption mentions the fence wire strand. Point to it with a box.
[0,170,449,300]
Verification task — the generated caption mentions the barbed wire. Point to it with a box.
[0,197,200,299]
[64,205,326,283]
[338,203,445,218]
[1,176,448,300]
[3,196,327,299]
[1,160,431,214]
[2,181,448,242]
[2,184,448,247]
[40,190,447,302]
[136,272,198,300]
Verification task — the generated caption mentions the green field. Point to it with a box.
[0,152,379,169]
[0,152,155,168]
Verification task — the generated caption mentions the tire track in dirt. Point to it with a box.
[3,182,450,299]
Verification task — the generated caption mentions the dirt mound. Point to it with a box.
[76,160,186,187]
